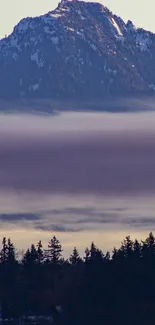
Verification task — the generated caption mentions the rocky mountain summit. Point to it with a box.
[0,0,155,99]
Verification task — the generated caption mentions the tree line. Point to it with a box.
[0,233,155,324]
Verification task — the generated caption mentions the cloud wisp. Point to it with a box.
[0,207,155,234]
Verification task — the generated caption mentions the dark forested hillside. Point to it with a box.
[0,233,155,324]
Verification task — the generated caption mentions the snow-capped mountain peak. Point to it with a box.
[0,0,155,100]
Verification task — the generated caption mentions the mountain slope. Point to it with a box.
[0,0,155,99]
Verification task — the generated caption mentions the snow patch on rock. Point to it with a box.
[136,33,151,52]
[29,83,40,92]
[31,50,44,68]
[12,52,19,61]
[44,26,55,35]
[40,14,55,25]
[149,83,155,91]
[51,36,59,45]
[67,27,75,32]
[50,13,62,19]
[90,43,97,51]
[110,17,123,36]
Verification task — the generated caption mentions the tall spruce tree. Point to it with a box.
[142,232,155,261]
[69,247,82,265]
[0,237,7,263]
[89,242,104,263]
[7,238,16,264]
[84,247,90,264]
[48,236,63,264]
[37,240,44,264]
[22,244,38,265]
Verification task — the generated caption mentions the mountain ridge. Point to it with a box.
[0,0,155,100]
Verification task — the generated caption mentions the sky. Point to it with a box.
[0,111,155,255]
[0,0,155,39]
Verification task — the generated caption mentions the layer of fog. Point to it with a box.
[0,111,154,252]
[0,111,155,195]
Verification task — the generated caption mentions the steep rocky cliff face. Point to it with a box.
[0,0,155,99]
